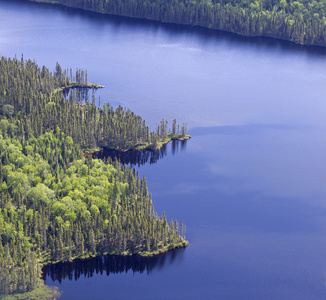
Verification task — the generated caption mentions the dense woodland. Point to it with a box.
[31,0,326,46]
[0,56,188,152]
[0,56,188,299]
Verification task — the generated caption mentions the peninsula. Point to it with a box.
[0,56,188,299]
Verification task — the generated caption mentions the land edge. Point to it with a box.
[83,134,192,156]
[40,239,189,269]
[105,134,191,152]
[28,0,326,48]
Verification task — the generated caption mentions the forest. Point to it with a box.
[0,56,188,299]
[0,56,189,152]
[30,0,326,46]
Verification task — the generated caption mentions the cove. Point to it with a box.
[2,0,326,299]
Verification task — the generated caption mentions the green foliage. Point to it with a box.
[0,131,186,297]
[0,56,187,152]
[0,56,188,298]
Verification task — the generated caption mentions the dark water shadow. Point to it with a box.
[7,0,326,58]
[42,247,186,284]
[92,140,187,167]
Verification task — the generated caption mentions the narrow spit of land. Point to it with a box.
[52,82,104,94]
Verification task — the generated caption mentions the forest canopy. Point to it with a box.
[0,56,188,299]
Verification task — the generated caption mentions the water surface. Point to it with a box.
[1,0,326,299]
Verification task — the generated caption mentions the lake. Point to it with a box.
[2,0,326,299]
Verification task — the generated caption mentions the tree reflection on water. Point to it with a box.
[42,248,186,284]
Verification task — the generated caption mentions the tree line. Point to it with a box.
[0,56,188,299]
[29,0,326,46]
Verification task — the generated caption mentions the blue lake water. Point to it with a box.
[2,0,326,298]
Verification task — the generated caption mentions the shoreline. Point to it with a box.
[84,134,192,156]
[41,239,189,269]
[8,241,188,300]
[28,0,326,48]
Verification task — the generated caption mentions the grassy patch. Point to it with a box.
[1,283,61,300]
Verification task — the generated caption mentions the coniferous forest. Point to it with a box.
[0,56,188,299]
[30,0,326,46]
